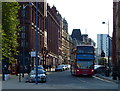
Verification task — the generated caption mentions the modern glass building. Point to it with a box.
[97,34,112,57]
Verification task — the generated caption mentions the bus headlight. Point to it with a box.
[91,70,94,72]
[77,70,79,72]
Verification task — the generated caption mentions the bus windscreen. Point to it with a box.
[76,61,94,69]
[77,46,94,54]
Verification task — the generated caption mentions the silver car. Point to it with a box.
[32,65,46,75]
[29,69,46,82]
[55,65,63,72]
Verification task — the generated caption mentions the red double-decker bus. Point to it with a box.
[71,45,95,76]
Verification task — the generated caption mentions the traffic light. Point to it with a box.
[101,51,105,57]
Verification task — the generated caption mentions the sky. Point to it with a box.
[47,0,113,44]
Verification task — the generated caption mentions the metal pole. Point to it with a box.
[108,20,110,68]
[22,4,25,77]
[35,1,38,85]
[102,21,110,76]
[107,20,111,77]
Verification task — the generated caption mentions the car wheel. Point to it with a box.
[29,80,32,83]
[44,79,46,82]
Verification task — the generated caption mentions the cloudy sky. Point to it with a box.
[47,0,113,44]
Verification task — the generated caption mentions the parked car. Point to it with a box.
[66,64,71,69]
[61,65,68,70]
[55,65,64,72]
[28,69,46,82]
[94,65,106,74]
[32,65,44,70]
[32,65,46,75]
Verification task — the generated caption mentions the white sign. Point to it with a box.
[30,51,36,57]
[40,56,43,60]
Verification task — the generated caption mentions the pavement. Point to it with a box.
[94,73,119,84]
[0,69,119,91]
[0,68,119,84]
[0,68,56,82]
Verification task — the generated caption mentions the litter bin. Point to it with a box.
[105,68,110,77]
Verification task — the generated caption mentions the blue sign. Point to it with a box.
[76,54,94,59]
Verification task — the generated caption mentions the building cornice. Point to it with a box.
[113,0,120,2]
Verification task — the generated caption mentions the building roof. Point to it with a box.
[71,29,82,41]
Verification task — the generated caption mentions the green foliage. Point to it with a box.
[0,25,2,63]
[2,2,20,63]
[98,57,107,66]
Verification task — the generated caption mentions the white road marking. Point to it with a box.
[93,76,117,84]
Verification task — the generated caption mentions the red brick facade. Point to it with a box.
[18,2,63,70]
[46,5,62,66]
[18,2,45,70]
[112,2,117,66]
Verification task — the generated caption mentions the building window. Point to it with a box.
[26,42,28,48]
[21,32,25,39]
[21,41,24,47]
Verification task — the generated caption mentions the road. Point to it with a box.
[2,70,118,90]
[46,70,118,89]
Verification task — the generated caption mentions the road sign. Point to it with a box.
[30,51,36,57]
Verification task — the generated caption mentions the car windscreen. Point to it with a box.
[38,70,44,74]
[31,70,44,74]
[76,61,94,69]
[57,65,63,68]
[32,67,44,70]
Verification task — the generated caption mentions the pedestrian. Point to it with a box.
[2,67,5,81]
[49,65,52,71]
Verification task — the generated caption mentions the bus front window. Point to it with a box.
[76,61,93,69]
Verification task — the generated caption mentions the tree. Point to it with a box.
[98,57,107,66]
[2,2,20,64]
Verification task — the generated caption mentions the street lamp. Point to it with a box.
[35,1,39,85]
[21,2,33,78]
[102,20,110,76]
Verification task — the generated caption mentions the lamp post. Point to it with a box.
[21,2,33,78]
[35,1,39,85]
[102,20,110,76]
[102,21,110,66]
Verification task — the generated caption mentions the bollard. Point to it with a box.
[112,71,118,80]
[105,69,110,77]
[2,73,5,81]
[19,73,22,82]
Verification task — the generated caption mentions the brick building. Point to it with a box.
[61,18,70,64]
[115,1,120,78]
[17,2,65,71]
[112,0,120,79]
[18,2,46,72]
[46,5,62,67]
[112,0,118,67]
